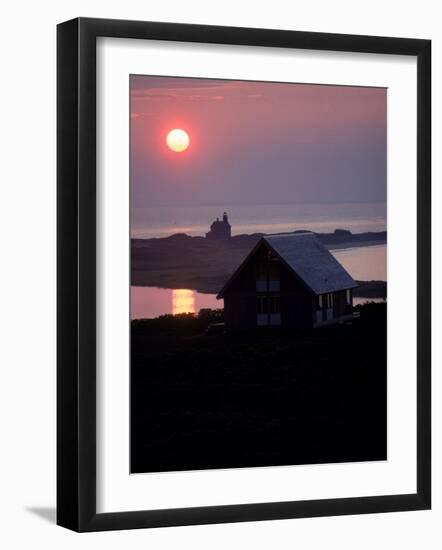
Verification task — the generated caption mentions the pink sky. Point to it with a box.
[130,76,386,208]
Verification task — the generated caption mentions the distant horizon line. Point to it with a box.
[131,200,387,209]
[131,228,388,240]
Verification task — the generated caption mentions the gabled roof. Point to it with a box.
[217,232,358,298]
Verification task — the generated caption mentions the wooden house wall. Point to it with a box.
[224,294,256,331]
[279,265,315,328]
[223,243,316,330]
[333,290,347,318]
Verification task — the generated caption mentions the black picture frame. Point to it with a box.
[57,17,431,532]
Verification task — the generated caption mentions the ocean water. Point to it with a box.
[131,202,386,239]
[333,244,386,281]
[131,287,219,319]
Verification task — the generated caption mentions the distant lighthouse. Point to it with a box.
[206,212,232,240]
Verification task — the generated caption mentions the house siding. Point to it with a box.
[224,294,256,331]
[223,244,316,330]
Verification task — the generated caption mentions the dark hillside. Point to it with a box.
[131,303,387,473]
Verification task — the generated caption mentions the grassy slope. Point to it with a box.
[131,303,387,473]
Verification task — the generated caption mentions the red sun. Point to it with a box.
[166,128,190,152]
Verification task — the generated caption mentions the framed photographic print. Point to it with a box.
[57,17,431,532]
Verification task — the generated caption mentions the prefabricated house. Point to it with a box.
[217,232,358,331]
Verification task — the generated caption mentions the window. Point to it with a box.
[325,293,334,320]
[270,296,280,314]
[256,260,280,292]
[324,293,333,308]
[256,297,268,314]
[346,289,352,304]
[257,296,281,326]
[318,294,333,309]
[257,297,280,314]
[257,297,268,326]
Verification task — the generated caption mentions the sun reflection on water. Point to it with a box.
[172,289,195,315]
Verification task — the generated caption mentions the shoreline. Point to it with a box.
[131,230,387,296]
[131,280,387,296]
[328,241,386,251]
